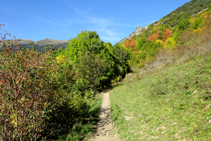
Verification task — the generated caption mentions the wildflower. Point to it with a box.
[10,120,17,126]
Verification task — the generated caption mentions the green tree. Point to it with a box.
[192,16,204,29]
[64,30,104,63]
[76,52,109,91]
[61,30,131,91]
[138,38,146,50]
[178,18,190,31]
[111,44,131,77]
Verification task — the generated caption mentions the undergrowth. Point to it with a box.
[58,94,102,141]
[110,54,211,140]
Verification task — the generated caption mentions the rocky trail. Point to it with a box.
[89,90,120,141]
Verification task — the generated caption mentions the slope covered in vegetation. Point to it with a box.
[110,2,211,140]
[120,0,211,68]
[110,54,211,140]
[161,0,211,27]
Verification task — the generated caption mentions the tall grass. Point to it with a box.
[111,54,211,140]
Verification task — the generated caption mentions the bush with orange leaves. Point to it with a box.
[146,33,158,42]
[124,39,136,51]
[162,29,172,42]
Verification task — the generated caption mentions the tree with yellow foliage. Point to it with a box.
[164,37,176,50]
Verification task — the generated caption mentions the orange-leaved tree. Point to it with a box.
[146,33,158,42]
[124,39,136,51]
[162,29,172,42]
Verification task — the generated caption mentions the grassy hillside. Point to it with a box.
[110,1,211,140]
[110,47,211,140]
[110,55,211,140]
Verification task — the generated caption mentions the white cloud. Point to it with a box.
[62,7,121,43]
[81,16,121,43]
[100,28,120,43]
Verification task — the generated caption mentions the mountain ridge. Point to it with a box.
[118,26,148,45]
[18,38,69,51]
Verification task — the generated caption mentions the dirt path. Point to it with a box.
[89,91,120,141]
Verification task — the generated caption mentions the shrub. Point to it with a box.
[178,18,190,31]
[158,31,164,40]
[146,33,158,42]
[155,39,164,46]
[191,16,204,30]
[124,39,136,51]
[76,52,110,92]
[139,51,147,60]
[111,44,131,77]
[164,37,176,50]
[0,25,79,140]
[145,39,163,58]
[0,34,55,140]
[162,29,172,42]
[194,28,203,34]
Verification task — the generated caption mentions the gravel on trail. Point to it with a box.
[89,91,120,141]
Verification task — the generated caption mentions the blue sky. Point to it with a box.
[1,0,190,45]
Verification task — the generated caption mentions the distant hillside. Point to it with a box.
[19,38,69,51]
[118,0,211,44]
[160,0,211,27]
[117,0,211,68]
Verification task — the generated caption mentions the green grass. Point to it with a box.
[57,93,102,141]
[110,55,211,140]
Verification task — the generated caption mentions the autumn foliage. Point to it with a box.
[162,29,172,42]
[0,25,87,140]
[0,26,54,140]
[146,33,158,42]
[124,38,136,51]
